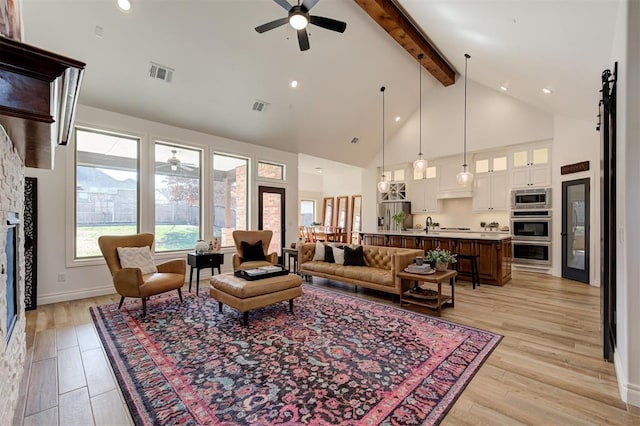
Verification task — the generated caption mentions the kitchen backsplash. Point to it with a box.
[413,198,510,231]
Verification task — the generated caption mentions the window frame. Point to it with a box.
[212,152,251,248]
[257,160,286,181]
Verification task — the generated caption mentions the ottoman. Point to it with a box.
[210,273,303,325]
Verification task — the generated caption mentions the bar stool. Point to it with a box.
[454,254,480,289]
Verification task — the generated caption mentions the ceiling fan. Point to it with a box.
[160,150,194,174]
[255,0,347,51]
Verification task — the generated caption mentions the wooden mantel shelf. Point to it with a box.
[0,37,85,169]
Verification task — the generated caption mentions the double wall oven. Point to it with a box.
[511,188,552,266]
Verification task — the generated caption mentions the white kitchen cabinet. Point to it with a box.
[510,146,551,188]
[473,170,509,211]
[409,177,439,213]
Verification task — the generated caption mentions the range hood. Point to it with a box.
[0,37,85,169]
[437,189,473,199]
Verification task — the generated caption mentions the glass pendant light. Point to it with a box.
[377,86,390,194]
[413,53,428,175]
[456,53,474,187]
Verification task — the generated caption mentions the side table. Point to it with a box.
[282,247,299,274]
[397,270,457,316]
[187,252,224,295]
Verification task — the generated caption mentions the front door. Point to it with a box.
[258,186,285,264]
[562,178,590,283]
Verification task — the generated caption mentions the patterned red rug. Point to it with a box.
[91,285,501,425]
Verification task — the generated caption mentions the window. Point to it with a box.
[213,153,248,247]
[300,200,315,226]
[154,143,201,252]
[258,161,284,180]
[75,128,139,258]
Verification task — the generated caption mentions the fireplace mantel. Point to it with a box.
[0,37,85,169]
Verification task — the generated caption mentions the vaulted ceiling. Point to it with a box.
[22,1,619,168]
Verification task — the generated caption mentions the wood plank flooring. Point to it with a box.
[15,272,640,425]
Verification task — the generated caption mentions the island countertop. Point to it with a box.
[360,230,512,241]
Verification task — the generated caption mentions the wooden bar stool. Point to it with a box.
[454,254,480,289]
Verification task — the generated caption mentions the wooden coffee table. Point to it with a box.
[397,270,457,316]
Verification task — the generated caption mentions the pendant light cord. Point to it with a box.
[381,86,386,175]
[418,53,423,156]
[463,53,470,167]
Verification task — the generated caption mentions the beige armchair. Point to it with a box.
[98,233,186,316]
[232,230,278,271]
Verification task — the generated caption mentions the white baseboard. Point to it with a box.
[628,382,640,409]
[38,285,117,305]
[614,349,628,403]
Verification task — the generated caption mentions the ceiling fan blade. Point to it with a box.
[302,0,320,11]
[297,29,310,51]
[255,17,290,33]
[310,15,347,33]
[273,0,293,11]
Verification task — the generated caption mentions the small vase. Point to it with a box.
[435,261,448,272]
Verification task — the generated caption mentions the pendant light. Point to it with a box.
[413,53,427,175]
[456,53,474,187]
[377,86,390,194]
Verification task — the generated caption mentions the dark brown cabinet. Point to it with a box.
[359,232,512,286]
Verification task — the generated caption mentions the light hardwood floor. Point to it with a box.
[14,271,640,425]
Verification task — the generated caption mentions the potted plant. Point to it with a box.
[488,221,499,230]
[480,221,487,231]
[425,248,457,271]
[391,211,406,230]
[432,222,440,230]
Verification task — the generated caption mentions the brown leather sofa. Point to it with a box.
[298,243,423,296]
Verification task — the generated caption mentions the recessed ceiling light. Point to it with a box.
[500,86,508,91]
[542,88,552,94]
[315,167,323,173]
[117,0,132,12]
[395,116,401,122]
[290,80,298,88]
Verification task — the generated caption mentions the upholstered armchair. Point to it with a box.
[98,233,186,316]
[232,230,278,271]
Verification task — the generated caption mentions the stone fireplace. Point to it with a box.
[0,125,26,419]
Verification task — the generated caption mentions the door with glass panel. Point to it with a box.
[561,178,590,283]
[259,186,285,264]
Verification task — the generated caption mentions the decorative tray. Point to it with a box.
[234,265,289,281]
[404,268,435,275]
[403,288,439,300]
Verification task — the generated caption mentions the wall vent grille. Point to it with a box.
[149,62,174,83]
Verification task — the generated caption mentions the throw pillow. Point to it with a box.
[241,240,266,261]
[332,246,345,265]
[324,245,335,263]
[117,246,158,275]
[344,245,366,266]
[312,241,325,261]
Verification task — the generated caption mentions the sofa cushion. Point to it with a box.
[324,245,335,263]
[331,246,345,265]
[312,241,325,261]
[241,240,265,261]
[342,266,393,286]
[344,245,365,266]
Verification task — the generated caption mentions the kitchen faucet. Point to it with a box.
[425,216,433,233]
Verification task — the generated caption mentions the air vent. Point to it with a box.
[252,99,269,112]
[149,62,174,83]
[351,137,360,144]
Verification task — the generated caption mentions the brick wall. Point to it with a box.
[0,126,26,420]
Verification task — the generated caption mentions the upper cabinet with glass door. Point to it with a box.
[511,144,551,188]
[379,165,408,202]
[472,151,509,211]
[409,165,439,213]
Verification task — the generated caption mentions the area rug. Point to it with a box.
[90,286,502,425]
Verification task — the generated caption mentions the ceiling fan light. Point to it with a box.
[413,157,428,174]
[456,165,474,186]
[377,176,390,193]
[290,13,308,30]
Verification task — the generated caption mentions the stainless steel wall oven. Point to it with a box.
[511,209,552,266]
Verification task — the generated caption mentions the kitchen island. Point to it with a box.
[359,230,512,286]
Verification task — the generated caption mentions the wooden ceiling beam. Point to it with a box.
[353,0,456,86]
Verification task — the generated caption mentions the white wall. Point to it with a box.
[27,105,299,305]
[551,115,601,284]
[613,0,640,409]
